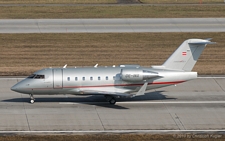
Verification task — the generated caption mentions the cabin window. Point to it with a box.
[90,77,93,80]
[83,77,85,81]
[75,77,78,81]
[106,76,108,80]
[113,76,115,80]
[67,77,70,81]
[98,76,101,80]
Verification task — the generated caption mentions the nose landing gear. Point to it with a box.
[30,94,35,104]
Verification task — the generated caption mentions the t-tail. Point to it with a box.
[161,38,215,71]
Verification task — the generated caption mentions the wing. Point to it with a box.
[78,87,133,97]
[68,82,148,98]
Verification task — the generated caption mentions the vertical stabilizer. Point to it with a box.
[162,39,215,71]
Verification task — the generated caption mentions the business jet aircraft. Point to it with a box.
[11,38,215,104]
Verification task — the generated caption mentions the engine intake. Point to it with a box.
[121,68,159,82]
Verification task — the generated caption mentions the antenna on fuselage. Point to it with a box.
[63,64,67,68]
[94,64,98,68]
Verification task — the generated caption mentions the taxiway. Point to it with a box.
[0,18,225,33]
[0,77,224,132]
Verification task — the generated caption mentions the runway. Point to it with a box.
[0,77,225,133]
[1,18,225,33]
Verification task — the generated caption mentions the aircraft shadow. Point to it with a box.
[2,91,176,109]
[118,90,176,102]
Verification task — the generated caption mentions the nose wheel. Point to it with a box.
[105,95,116,105]
[30,94,35,104]
[30,99,35,104]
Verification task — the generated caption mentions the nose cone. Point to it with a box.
[11,84,19,92]
[11,79,33,94]
[11,80,28,93]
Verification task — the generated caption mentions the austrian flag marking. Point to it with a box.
[182,52,187,56]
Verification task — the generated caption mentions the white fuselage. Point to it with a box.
[11,67,197,96]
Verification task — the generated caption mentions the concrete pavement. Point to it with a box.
[0,77,224,132]
[1,18,225,33]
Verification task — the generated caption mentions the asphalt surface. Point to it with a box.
[1,18,225,33]
[0,77,225,133]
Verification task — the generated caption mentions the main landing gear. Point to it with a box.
[105,95,116,105]
[30,94,35,104]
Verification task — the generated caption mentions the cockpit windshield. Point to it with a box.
[27,74,36,78]
[27,74,45,79]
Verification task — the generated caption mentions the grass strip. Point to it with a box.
[0,0,223,4]
[0,5,225,19]
[141,0,223,4]
[0,0,116,4]
[0,33,224,76]
[0,134,224,141]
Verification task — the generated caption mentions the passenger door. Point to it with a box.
[53,69,63,89]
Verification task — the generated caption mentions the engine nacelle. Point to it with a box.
[121,68,159,82]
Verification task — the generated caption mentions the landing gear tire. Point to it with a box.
[105,95,116,105]
[30,99,34,104]
[109,97,116,105]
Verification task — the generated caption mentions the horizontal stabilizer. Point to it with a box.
[189,41,216,45]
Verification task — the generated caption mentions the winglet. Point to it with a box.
[136,82,148,96]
